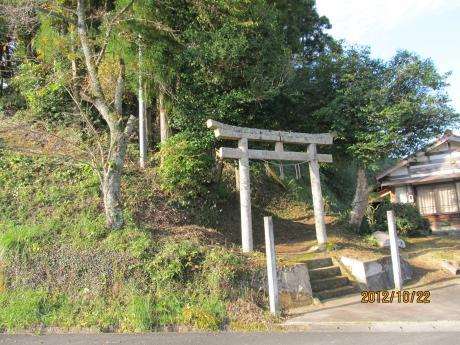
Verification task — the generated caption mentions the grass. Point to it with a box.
[0,147,273,332]
[0,289,46,331]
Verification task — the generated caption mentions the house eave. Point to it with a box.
[380,172,460,187]
[376,132,460,181]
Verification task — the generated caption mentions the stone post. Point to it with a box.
[387,210,402,290]
[308,144,327,244]
[239,138,253,252]
[264,216,279,314]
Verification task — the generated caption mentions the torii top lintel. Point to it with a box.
[206,119,334,146]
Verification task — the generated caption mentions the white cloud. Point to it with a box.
[316,0,460,43]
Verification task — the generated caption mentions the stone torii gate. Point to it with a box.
[207,119,334,252]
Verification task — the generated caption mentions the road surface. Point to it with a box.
[0,332,459,345]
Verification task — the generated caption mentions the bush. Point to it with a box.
[156,132,214,201]
[371,201,431,236]
[12,61,73,124]
[0,88,26,115]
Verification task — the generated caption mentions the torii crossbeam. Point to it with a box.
[207,119,334,252]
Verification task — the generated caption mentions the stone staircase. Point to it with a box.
[305,257,358,301]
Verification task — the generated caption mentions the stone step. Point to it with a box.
[308,266,341,280]
[311,275,350,292]
[315,285,358,301]
[304,257,333,269]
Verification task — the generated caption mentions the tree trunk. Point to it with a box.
[349,165,369,232]
[158,92,170,143]
[103,164,123,229]
[102,131,130,229]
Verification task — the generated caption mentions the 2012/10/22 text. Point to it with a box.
[361,290,430,303]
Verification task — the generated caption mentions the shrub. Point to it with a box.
[156,131,214,201]
[201,247,243,298]
[12,61,72,124]
[371,201,431,236]
[0,88,26,114]
[147,239,203,286]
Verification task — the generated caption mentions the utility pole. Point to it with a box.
[138,34,147,168]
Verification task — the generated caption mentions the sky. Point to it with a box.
[315,0,460,112]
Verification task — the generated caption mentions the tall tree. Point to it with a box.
[169,0,293,134]
[313,47,458,231]
[75,0,137,228]
[246,0,338,132]
[23,0,150,228]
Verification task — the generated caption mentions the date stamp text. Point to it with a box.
[361,290,430,303]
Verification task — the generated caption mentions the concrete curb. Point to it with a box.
[283,320,460,332]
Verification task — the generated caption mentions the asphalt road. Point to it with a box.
[1,332,459,345]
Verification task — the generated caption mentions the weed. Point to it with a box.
[0,289,46,331]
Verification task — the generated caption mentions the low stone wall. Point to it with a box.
[255,263,313,309]
[277,264,313,308]
[341,255,412,291]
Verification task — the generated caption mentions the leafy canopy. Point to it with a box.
[312,47,458,168]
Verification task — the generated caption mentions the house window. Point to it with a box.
[417,186,436,215]
[416,183,459,215]
[395,186,408,203]
[437,184,459,213]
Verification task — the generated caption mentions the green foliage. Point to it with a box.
[12,62,72,124]
[313,47,458,168]
[170,0,291,134]
[0,87,26,114]
[181,296,226,331]
[156,132,214,201]
[201,247,243,298]
[147,239,203,285]
[0,289,47,331]
[370,201,431,236]
[126,291,155,331]
[259,159,357,216]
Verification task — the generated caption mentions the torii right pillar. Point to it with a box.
[308,143,327,244]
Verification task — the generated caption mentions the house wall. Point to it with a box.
[424,213,460,231]
[389,181,460,232]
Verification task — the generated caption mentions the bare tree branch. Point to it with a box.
[122,17,183,44]
[65,86,106,170]
[0,144,90,167]
[0,1,39,35]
